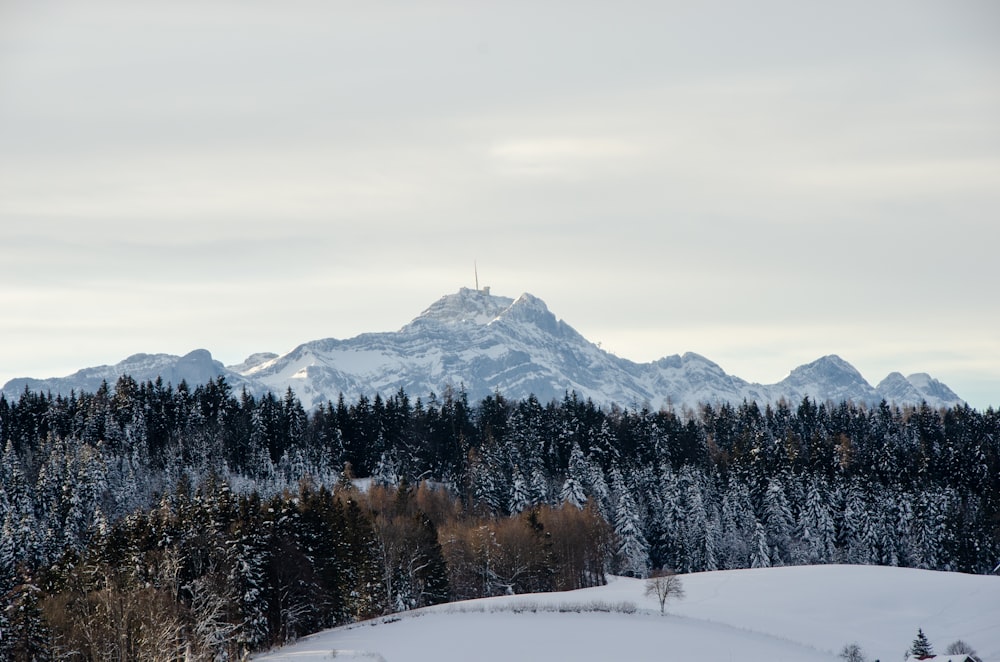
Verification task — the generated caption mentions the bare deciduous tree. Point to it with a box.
[187,572,239,659]
[839,642,866,662]
[644,568,685,615]
[946,639,981,662]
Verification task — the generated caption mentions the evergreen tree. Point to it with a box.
[263,494,321,643]
[4,572,52,661]
[750,520,770,568]
[893,491,917,567]
[719,477,755,569]
[677,469,717,572]
[559,442,589,509]
[340,498,387,620]
[471,432,513,514]
[373,449,401,487]
[610,468,649,577]
[838,477,869,564]
[508,466,531,515]
[654,465,683,571]
[762,476,794,565]
[797,476,835,564]
[297,485,345,626]
[586,457,612,519]
[228,497,272,654]
[908,628,933,659]
[1,444,36,566]
[527,459,551,507]
[874,491,901,567]
[0,519,18,660]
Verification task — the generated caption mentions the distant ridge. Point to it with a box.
[3,349,253,396]
[2,288,965,410]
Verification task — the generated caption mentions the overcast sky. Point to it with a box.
[1,1,998,409]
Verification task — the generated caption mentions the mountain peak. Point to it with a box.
[875,371,964,407]
[787,355,864,381]
[777,354,876,403]
[498,292,554,322]
[405,287,514,329]
[905,373,963,405]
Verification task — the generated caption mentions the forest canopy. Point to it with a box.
[1,377,997,658]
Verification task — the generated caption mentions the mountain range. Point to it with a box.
[2,288,965,411]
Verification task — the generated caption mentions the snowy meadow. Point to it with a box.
[254,565,1000,662]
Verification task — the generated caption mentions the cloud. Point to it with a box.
[0,1,998,408]
[488,137,643,178]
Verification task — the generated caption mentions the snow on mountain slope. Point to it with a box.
[876,372,964,408]
[776,354,880,404]
[226,352,279,374]
[1,288,967,410]
[254,565,1000,662]
[637,352,767,408]
[239,288,965,410]
[404,288,514,328]
[240,288,661,409]
[1,349,251,396]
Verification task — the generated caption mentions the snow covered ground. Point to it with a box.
[254,565,1000,662]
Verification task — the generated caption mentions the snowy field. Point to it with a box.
[254,565,1000,662]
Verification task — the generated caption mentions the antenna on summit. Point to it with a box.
[473,261,490,295]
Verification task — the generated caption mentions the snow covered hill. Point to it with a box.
[2,288,965,410]
[254,565,1000,662]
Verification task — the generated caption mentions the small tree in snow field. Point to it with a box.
[644,569,684,615]
[907,628,933,660]
[838,642,866,662]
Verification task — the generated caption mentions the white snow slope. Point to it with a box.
[254,565,1000,662]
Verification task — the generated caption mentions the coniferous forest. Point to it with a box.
[1,376,998,659]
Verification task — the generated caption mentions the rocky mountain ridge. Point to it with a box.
[2,288,965,410]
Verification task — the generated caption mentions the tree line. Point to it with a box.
[1,377,998,658]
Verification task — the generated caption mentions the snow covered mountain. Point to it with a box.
[238,289,648,408]
[2,349,252,397]
[2,288,965,410]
